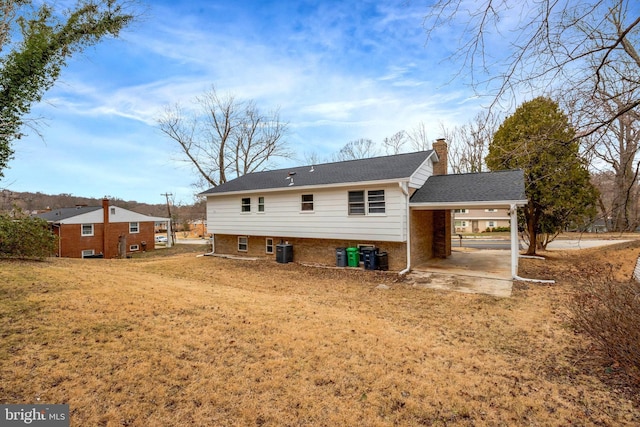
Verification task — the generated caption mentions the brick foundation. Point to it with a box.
[214,234,407,271]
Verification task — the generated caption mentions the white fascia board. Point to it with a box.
[204,178,411,197]
[410,199,528,210]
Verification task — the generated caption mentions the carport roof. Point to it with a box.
[410,169,526,206]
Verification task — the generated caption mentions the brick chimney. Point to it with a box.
[102,198,109,257]
[432,138,448,175]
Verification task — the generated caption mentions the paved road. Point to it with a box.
[452,237,631,250]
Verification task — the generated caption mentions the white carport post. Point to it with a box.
[510,203,519,278]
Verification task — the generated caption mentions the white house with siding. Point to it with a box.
[200,140,527,275]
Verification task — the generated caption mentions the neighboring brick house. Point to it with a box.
[453,208,511,233]
[201,140,527,276]
[37,198,170,258]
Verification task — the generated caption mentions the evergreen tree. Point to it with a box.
[486,97,598,255]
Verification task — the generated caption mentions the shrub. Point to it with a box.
[0,211,57,259]
[570,274,640,385]
[483,226,511,233]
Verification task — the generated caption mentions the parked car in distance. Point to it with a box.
[155,235,168,243]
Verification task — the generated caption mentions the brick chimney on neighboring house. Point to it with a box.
[432,138,448,175]
[102,198,109,257]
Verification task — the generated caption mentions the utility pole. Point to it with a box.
[161,192,175,246]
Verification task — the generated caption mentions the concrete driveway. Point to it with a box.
[407,248,513,298]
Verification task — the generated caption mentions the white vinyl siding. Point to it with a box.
[206,184,406,242]
[81,224,94,236]
[408,156,434,188]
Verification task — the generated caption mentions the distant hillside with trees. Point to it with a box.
[0,190,206,224]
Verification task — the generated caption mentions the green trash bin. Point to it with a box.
[346,247,359,267]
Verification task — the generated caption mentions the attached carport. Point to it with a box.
[407,170,527,279]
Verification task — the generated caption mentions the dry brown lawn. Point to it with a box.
[1,241,640,426]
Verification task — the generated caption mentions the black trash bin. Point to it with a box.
[376,252,389,271]
[361,247,378,270]
[336,247,347,267]
[276,243,293,264]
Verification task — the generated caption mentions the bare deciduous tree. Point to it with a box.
[585,71,640,231]
[441,110,498,174]
[407,122,431,151]
[382,131,407,155]
[423,0,640,136]
[332,138,378,161]
[158,87,291,190]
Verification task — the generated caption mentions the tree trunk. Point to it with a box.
[525,202,538,256]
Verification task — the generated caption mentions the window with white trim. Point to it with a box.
[81,224,94,236]
[301,194,314,211]
[348,191,365,215]
[258,196,265,212]
[454,209,468,214]
[265,238,274,254]
[238,236,248,252]
[487,221,496,228]
[130,244,140,251]
[348,190,385,215]
[367,190,385,214]
[129,222,139,233]
[485,208,497,213]
[241,198,251,212]
[81,249,95,258]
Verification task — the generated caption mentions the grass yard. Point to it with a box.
[1,242,640,426]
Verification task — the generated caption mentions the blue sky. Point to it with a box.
[2,0,488,205]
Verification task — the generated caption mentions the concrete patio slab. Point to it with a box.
[408,248,513,297]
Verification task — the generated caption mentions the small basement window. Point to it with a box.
[265,238,274,254]
[238,236,248,252]
[130,244,140,251]
[81,249,95,258]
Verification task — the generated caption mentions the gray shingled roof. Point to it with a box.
[200,150,435,195]
[36,206,101,222]
[410,170,526,204]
